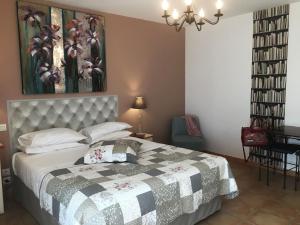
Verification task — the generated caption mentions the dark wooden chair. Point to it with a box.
[296,151,300,191]
[266,143,300,189]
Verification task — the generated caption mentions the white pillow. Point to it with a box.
[91,130,132,143]
[80,122,132,144]
[18,142,86,154]
[18,128,87,147]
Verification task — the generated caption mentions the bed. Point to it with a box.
[8,96,238,225]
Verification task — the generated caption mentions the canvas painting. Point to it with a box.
[17,1,106,94]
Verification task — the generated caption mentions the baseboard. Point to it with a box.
[204,150,299,178]
[202,150,244,162]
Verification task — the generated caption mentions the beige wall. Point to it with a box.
[0,0,185,168]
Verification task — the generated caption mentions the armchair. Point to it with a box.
[171,117,204,151]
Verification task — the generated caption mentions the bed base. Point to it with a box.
[14,176,222,225]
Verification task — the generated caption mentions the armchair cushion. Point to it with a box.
[171,117,188,136]
[171,135,203,150]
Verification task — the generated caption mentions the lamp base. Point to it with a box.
[136,133,146,139]
[137,110,143,134]
[133,133,153,141]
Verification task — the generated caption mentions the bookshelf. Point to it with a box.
[251,4,289,129]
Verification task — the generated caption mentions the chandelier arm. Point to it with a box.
[203,16,220,25]
[165,17,177,26]
[176,18,186,32]
[194,20,202,31]
[193,14,205,25]
[165,14,185,27]
[179,14,186,21]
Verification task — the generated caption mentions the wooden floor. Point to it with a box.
[0,158,300,225]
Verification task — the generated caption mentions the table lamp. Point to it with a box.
[131,96,147,134]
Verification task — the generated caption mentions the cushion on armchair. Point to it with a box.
[172,135,203,150]
[172,117,188,136]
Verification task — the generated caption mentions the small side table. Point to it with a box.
[0,142,4,214]
[131,133,154,141]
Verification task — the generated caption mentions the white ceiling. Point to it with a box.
[49,0,300,23]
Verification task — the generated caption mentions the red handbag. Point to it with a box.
[241,119,269,147]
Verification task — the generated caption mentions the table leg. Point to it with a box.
[0,160,4,214]
[298,154,300,190]
[296,154,299,191]
[267,149,270,186]
[296,153,299,191]
[273,151,276,175]
[259,150,262,181]
[283,153,287,190]
[242,146,247,162]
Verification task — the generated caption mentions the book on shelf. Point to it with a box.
[251,117,284,127]
[253,16,289,34]
[251,103,285,118]
[253,5,289,20]
[251,90,286,103]
[251,76,286,89]
[253,32,288,47]
[252,61,287,74]
[252,46,288,61]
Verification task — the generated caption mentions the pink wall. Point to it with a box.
[0,0,185,168]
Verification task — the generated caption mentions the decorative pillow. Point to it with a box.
[80,122,132,144]
[84,139,142,164]
[18,128,87,147]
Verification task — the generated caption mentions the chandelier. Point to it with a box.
[161,0,224,31]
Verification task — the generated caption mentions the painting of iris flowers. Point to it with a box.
[17,1,106,94]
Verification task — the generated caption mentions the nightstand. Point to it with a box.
[0,142,4,214]
[132,133,154,141]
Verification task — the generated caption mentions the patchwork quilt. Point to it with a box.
[39,145,238,225]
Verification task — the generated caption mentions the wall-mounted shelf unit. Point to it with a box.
[251,4,289,129]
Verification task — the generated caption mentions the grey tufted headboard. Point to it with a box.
[7,95,118,155]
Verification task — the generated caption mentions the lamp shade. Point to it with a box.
[132,96,147,109]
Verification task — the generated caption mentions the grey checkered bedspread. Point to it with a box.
[39,145,238,225]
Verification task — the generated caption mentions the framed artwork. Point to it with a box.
[17,1,106,94]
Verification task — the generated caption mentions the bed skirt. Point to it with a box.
[13,176,222,225]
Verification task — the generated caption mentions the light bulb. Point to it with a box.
[184,0,193,6]
[199,8,205,18]
[216,0,224,10]
[162,0,169,11]
[172,9,179,20]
